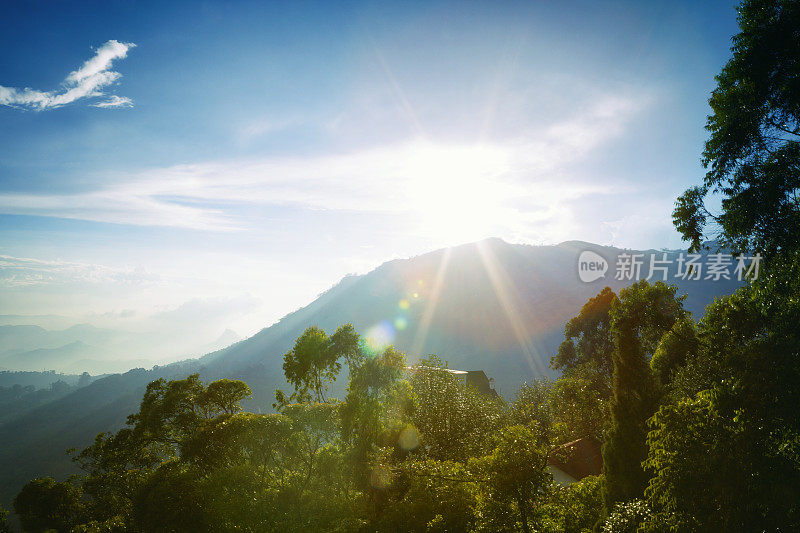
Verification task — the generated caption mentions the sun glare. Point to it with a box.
[402,143,513,245]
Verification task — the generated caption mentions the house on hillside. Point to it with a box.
[546,438,603,485]
[407,366,499,398]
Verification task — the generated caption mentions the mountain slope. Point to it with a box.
[201,238,741,396]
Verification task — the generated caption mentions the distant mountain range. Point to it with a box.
[0,324,241,374]
[0,238,744,505]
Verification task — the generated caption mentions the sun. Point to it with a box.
[401,142,515,245]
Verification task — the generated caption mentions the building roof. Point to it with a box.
[547,438,603,481]
[405,366,499,397]
[406,365,467,374]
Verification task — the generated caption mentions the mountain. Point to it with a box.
[0,324,116,353]
[200,239,742,398]
[0,371,89,390]
[0,322,240,375]
[198,328,242,355]
[1,341,96,370]
[0,341,148,374]
[0,238,744,505]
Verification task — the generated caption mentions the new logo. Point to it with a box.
[578,251,608,282]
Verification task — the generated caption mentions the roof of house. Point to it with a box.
[406,365,467,374]
[405,366,499,397]
[547,438,603,481]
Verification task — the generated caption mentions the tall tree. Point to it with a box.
[279,324,361,404]
[340,345,409,500]
[602,281,686,511]
[70,375,252,529]
[549,287,617,443]
[551,287,617,398]
[649,317,699,387]
[673,0,800,257]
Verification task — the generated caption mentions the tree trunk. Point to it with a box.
[517,495,531,533]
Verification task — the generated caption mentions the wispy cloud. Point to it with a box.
[0,94,644,237]
[91,95,133,108]
[0,40,135,110]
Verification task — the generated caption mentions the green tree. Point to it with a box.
[340,345,410,509]
[203,378,253,415]
[643,391,737,532]
[279,324,361,404]
[673,0,800,256]
[283,403,341,498]
[549,374,608,443]
[664,9,800,524]
[475,424,552,533]
[14,477,84,533]
[544,475,604,533]
[552,287,617,399]
[649,317,699,387]
[71,428,157,528]
[602,281,686,511]
[601,499,653,533]
[512,380,555,442]
[408,356,505,462]
[126,374,251,453]
[547,288,616,446]
[380,459,479,532]
[183,409,351,532]
[132,461,209,532]
[643,268,800,530]
[70,375,252,530]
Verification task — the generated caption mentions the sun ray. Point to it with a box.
[410,246,451,358]
[476,240,549,377]
[371,44,424,136]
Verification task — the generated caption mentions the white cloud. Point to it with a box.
[0,93,646,248]
[91,95,133,108]
[0,40,135,110]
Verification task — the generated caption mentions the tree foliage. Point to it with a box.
[280,324,360,404]
[651,4,800,528]
[552,286,617,399]
[408,356,506,462]
[14,477,84,533]
[602,280,686,511]
[673,0,800,256]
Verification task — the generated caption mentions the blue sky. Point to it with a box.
[0,0,739,357]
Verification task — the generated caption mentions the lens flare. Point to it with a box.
[398,299,410,310]
[394,316,408,330]
[364,320,395,354]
